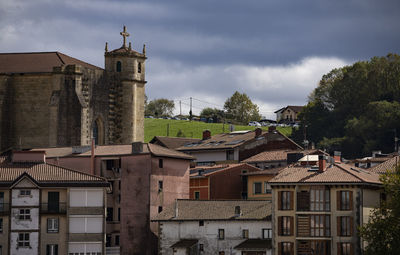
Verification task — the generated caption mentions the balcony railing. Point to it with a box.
[0,203,10,214]
[40,203,67,214]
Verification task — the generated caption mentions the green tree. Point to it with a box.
[359,166,400,255]
[292,54,400,157]
[145,98,175,117]
[223,91,261,124]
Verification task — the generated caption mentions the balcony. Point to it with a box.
[0,203,10,215]
[40,203,67,214]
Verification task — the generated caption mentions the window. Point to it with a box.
[159,159,163,168]
[107,207,113,222]
[20,190,31,196]
[46,244,58,255]
[262,228,272,239]
[280,242,293,255]
[242,229,249,238]
[310,215,330,237]
[106,234,112,247]
[279,216,292,236]
[310,188,330,211]
[18,233,29,247]
[116,61,122,72]
[338,216,352,236]
[253,182,262,194]
[118,208,121,221]
[115,235,120,246]
[158,181,163,192]
[0,218,2,232]
[47,218,59,233]
[279,191,293,210]
[218,229,225,240]
[19,209,30,220]
[138,62,142,73]
[338,242,352,255]
[264,182,271,194]
[338,191,352,210]
[199,244,204,251]
[199,220,204,226]
[105,159,121,171]
[158,206,163,213]
[226,150,234,161]
[194,191,200,200]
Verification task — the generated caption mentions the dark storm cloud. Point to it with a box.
[1,0,399,117]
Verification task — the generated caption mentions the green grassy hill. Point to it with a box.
[144,118,292,142]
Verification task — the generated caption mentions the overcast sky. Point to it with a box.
[1,0,399,118]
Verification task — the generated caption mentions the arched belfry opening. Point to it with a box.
[93,118,105,145]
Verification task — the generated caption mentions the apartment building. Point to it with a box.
[0,151,109,255]
[269,156,382,255]
[31,142,194,255]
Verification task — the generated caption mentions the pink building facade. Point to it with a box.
[34,142,194,255]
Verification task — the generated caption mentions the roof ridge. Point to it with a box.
[55,52,65,65]
[45,162,107,182]
[334,163,370,182]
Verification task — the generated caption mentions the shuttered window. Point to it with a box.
[337,191,353,211]
[337,216,353,236]
[279,191,294,210]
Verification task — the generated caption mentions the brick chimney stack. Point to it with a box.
[202,130,211,140]
[334,151,341,163]
[255,128,262,137]
[318,155,326,173]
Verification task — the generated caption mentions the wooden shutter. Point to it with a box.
[290,216,294,236]
[290,191,294,210]
[337,243,341,255]
[350,243,354,255]
[278,216,282,236]
[290,242,294,255]
[350,216,354,236]
[278,242,282,255]
[337,191,341,210]
[278,191,282,210]
[337,216,341,236]
[349,191,353,211]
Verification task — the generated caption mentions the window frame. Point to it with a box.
[264,182,272,194]
[159,159,163,168]
[281,191,292,210]
[47,218,59,233]
[19,209,31,220]
[218,229,225,240]
[339,216,352,236]
[46,244,58,255]
[19,189,31,196]
[18,233,30,248]
[106,207,113,222]
[262,228,272,239]
[339,191,352,211]
[310,215,330,237]
[253,182,262,194]
[194,191,200,200]
[242,229,249,239]
[281,216,292,236]
[310,188,330,211]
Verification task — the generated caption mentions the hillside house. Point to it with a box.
[274,106,304,123]
[177,128,302,166]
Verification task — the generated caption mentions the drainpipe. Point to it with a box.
[91,138,95,175]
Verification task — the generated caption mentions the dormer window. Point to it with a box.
[116,61,122,72]
[138,62,142,73]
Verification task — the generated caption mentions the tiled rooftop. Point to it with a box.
[269,162,381,185]
[152,199,271,221]
[190,163,261,177]
[0,52,101,73]
[369,155,400,174]
[149,136,201,149]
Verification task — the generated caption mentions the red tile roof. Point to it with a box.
[190,163,261,177]
[0,52,102,73]
[149,136,201,149]
[369,155,400,174]
[269,162,381,185]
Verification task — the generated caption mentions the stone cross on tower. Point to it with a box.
[120,26,130,48]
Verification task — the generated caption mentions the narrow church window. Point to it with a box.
[116,61,122,72]
[93,118,104,145]
[138,62,142,73]
[93,121,99,145]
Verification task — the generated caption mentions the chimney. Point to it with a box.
[255,128,262,137]
[318,155,326,172]
[12,151,46,163]
[334,151,341,163]
[132,142,143,154]
[202,130,211,140]
[268,126,276,133]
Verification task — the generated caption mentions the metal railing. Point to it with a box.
[40,203,67,214]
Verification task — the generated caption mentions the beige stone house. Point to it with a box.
[0,151,109,255]
[268,156,382,255]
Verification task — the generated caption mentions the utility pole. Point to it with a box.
[189,97,193,121]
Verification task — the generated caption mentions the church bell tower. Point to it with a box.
[104,26,147,144]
